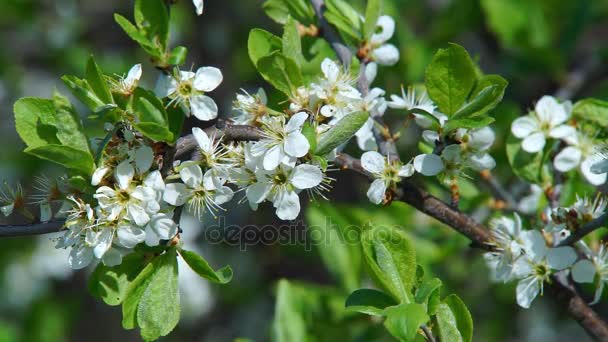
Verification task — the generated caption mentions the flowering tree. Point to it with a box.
[2,0,608,340]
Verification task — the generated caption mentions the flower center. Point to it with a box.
[117,189,131,203]
[273,172,288,185]
[178,81,193,97]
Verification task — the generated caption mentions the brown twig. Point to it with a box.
[557,213,608,247]
[0,220,65,237]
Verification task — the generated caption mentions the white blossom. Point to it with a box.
[247,164,322,220]
[251,112,310,171]
[511,96,575,153]
[511,230,577,308]
[155,66,223,121]
[361,151,414,204]
[554,132,606,185]
[369,16,400,66]
[572,243,608,304]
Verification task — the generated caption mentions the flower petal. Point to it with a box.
[93,228,114,259]
[371,44,400,66]
[285,112,308,133]
[511,116,538,138]
[413,154,444,176]
[553,146,582,172]
[115,160,134,190]
[135,145,154,174]
[361,151,386,174]
[91,166,110,186]
[149,214,178,240]
[194,66,223,92]
[290,164,323,189]
[572,259,596,284]
[547,246,577,270]
[582,156,608,186]
[284,131,310,158]
[192,127,211,151]
[117,225,146,248]
[180,163,204,188]
[68,245,94,269]
[263,145,283,171]
[536,95,567,125]
[163,183,191,206]
[190,95,218,121]
[367,179,387,205]
[521,132,546,153]
[516,276,540,309]
[247,182,271,204]
[398,163,415,177]
[549,124,576,139]
[370,15,395,44]
[274,191,301,220]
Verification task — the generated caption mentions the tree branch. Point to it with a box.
[309,0,352,68]
[558,212,608,247]
[0,220,65,237]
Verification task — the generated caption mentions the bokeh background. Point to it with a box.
[1,0,608,341]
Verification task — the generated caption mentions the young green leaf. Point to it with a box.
[263,0,290,24]
[122,254,162,329]
[361,225,417,303]
[450,75,507,122]
[89,253,147,306]
[383,303,429,341]
[179,249,233,284]
[114,14,161,58]
[52,92,90,152]
[363,0,382,40]
[256,51,303,97]
[443,116,495,132]
[167,46,188,66]
[137,248,180,341]
[61,75,107,111]
[134,91,173,142]
[24,145,95,175]
[315,111,369,156]
[345,288,398,316]
[425,43,477,116]
[435,294,473,342]
[300,122,317,155]
[282,16,303,66]
[85,56,113,105]
[572,98,608,127]
[134,0,169,51]
[248,28,282,66]
[414,278,442,315]
[14,97,61,148]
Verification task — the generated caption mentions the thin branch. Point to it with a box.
[558,213,608,247]
[0,220,65,237]
[421,324,436,342]
[309,0,352,68]
[174,120,262,160]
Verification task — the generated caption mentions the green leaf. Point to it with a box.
[383,303,429,342]
[14,98,60,148]
[263,0,290,24]
[315,111,369,156]
[414,278,442,315]
[443,116,495,132]
[572,98,608,127]
[168,46,188,66]
[425,43,477,116]
[61,75,106,111]
[248,29,282,66]
[271,280,308,342]
[179,249,233,284]
[137,248,180,341]
[363,0,382,40]
[451,76,508,121]
[134,89,173,142]
[306,203,361,291]
[345,288,398,316]
[85,56,113,105]
[282,16,303,66]
[122,256,158,330]
[167,105,185,143]
[89,253,147,306]
[506,132,544,183]
[435,294,473,342]
[301,122,317,156]
[51,92,90,152]
[361,225,417,303]
[24,145,94,175]
[256,51,303,97]
[134,0,169,51]
[114,14,161,58]
[324,10,363,42]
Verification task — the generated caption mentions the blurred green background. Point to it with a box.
[1,0,608,340]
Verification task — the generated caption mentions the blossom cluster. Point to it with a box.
[485,195,607,308]
[511,95,607,185]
